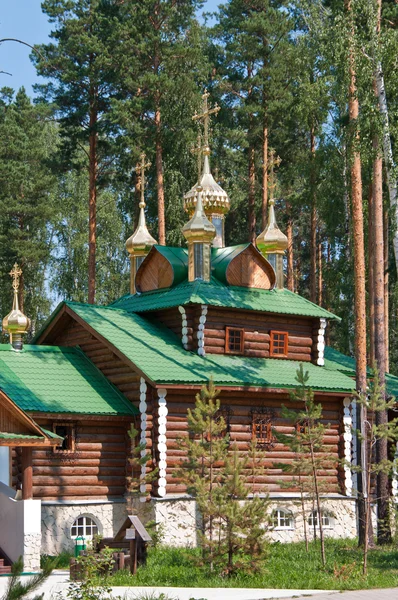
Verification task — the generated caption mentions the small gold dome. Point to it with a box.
[2,264,30,349]
[184,154,230,217]
[256,199,288,255]
[126,200,158,255]
[182,186,216,243]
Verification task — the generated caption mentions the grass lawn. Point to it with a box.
[107,539,398,590]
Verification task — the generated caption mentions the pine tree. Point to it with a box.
[177,380,270,575]
[0,87,56,332]
[33,0,119,304]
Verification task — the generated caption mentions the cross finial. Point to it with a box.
[191,131,203,180]
[136,152,151,208]
[268,148,282,202]
[9,263,22,293]
[192,89,220,154]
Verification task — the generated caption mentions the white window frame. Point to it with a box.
[308,511,333,529]
[70,515,100,540]
[273,508,294,530]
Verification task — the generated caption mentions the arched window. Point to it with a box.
[71,515,99,539]
[308,511,332,529]
[273,508,294,529]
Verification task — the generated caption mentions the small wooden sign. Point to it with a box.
[125,528,135,540]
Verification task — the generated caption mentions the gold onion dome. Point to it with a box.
[125,199,158,255]
[182,185,216,243]
[256,198,288,255]
[183,153,231,217]
[2,264,30,351]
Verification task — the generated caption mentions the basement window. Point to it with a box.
[270,331,288,357]
[225,327,244,354]
[53,423,75,453]
[71,515,99,539]
[308,511,333,529]
[250,408,275,449]
[273,509,294,530]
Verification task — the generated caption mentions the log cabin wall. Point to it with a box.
[12,418,132,500]
[147,307,196,351]
[163,389,344,496]
[204,308,315,361]
[51,319,141,406]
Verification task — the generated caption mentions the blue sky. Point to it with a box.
[0,0,220,97]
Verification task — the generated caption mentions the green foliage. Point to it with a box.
[107,540,398,590]
[40,551,73,570]
[176,379,270,575]
[1,556,54,600]
[66,549,117,600]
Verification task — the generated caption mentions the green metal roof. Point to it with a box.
[57,302,354,392]
[152,246,188,286]
[211,244,250,285]
[0,345,138,416]
[324,346,398,398]
[0,432,44,440]
[113,279,339,321]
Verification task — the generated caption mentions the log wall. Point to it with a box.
[13,419,131,500]
[204,308,315,361]
[149,306,196,351]
[53,320,141,405]
[163,389,344,496]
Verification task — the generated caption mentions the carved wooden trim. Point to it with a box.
[157,388,168,497]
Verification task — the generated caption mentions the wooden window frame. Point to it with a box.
[225,327,245,355]
[53,422,76,454]
[269,330,288,357]
[250,408,276,449]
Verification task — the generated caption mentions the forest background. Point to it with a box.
[0,0,397,375]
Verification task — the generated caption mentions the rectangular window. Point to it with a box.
[53,423,75,453]
[250,408,275,449]
[193,243,204,280]
[270,330,288,357]
[225,327,244,354]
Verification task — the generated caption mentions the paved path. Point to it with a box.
[0,571,396,600]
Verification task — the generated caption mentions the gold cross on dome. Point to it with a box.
[268,149,282,199]
[192,89,220,150]
[191,131,203,180]
[214,167,225,184]
[9,263,22,293]
[136,152,151,207]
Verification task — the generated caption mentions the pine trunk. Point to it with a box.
[155,105,166,246]
[372,137,391,544]
[310,126,317,304]
[262,124,268,230]
[384,209,389,372]
[345,0,368,547]
[88,87,98,305]
[318,241,323,306]
[248,143,256,243]
[368,183,375,367]
[286,201,294,292]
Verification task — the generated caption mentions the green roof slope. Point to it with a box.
[63,302,353,392]
[112,279,339,321]
[324,346,398,398]
[0,345,137,416]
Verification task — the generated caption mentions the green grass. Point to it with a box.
[41,550,73,570]
[107,539,398,590]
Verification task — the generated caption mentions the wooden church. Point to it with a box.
[1,91,397,568]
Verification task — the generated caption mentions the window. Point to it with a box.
[226,327,244,354]
[193,243,204,280]
[71,515,99,539]
[270,331,288,357]
[308,511,332,529]
[53,423,75,453]
[273,509,294,529]
[250,408,275,449]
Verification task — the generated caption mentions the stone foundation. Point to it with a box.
[132,495,357,547]
[41,500,128,555]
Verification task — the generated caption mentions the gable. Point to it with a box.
[0,391,60,446]
[135,246,188,293]
[226,246,275,289]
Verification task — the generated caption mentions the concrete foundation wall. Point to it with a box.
[134,495,357,547]
[41,500,128,555]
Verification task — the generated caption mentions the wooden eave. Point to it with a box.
[0,390,61,447]
[154,383,349,397]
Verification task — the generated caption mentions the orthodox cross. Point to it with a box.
[214,167,225,185]
[192,89,220,150]
[191,131,203,180]
[136,152,151,207]
[268,149,282,201]
[9,263,22,293]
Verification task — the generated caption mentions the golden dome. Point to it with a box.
[2,264,30,349]
[256,199,288,255]
[184,153,230,217]
[182,186,216,244]
[126,199,158,255]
